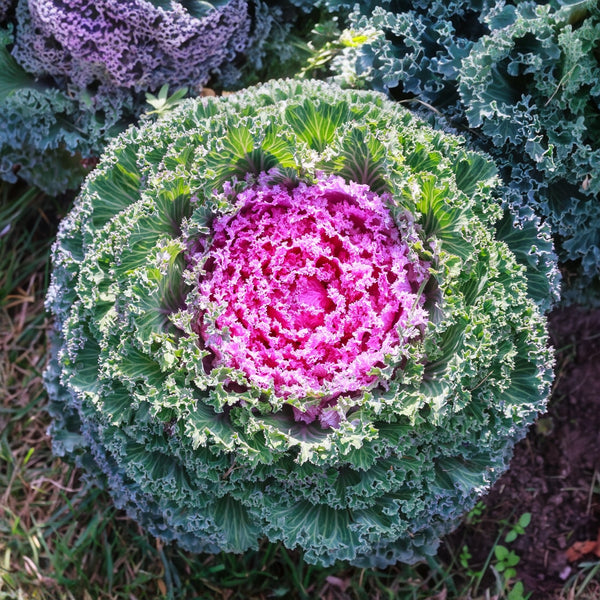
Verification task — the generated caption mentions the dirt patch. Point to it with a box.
[446,307,600,598]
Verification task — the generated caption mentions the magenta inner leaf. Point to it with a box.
[194,175,429,425]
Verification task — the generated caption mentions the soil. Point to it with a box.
[446,307,600,599]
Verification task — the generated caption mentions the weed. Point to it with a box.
[503,513,532,545]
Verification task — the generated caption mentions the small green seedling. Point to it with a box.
[145,85,188,117]
[506,580,529,600]
[504,512,531,544]
[466,501,486,526]
[494,544,520,580]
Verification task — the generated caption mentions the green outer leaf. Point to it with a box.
[0,39,39,102]
[285,99,351,152]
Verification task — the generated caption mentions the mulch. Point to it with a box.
[445,307,600,599]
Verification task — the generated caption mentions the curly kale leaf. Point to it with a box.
[12,0,251,92]
[459,0,600,302]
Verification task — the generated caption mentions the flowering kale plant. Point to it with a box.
[46,79,554,566]
[12,0,251,92]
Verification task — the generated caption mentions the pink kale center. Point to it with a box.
[196,175,429,424]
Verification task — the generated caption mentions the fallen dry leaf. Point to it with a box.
[157,579,167,595]
[565,529,600,562]
[429,588,448,600]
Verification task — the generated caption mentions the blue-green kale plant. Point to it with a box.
[307,0,503,113]
[0,0,258,195]
[46,79,555,567]
[458,0,600,304]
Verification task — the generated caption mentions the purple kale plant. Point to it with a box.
[12,0,251,92]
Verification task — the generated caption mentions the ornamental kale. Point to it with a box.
[459,0,600,303]
[12,0,251,92]
[0,0,256,194]
[46,79,554,566]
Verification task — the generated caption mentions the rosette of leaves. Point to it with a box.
[46,79,554,567]
[458,0,600,304]
[0,0,256,194]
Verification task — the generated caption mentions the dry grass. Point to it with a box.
[0,184,168,599]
